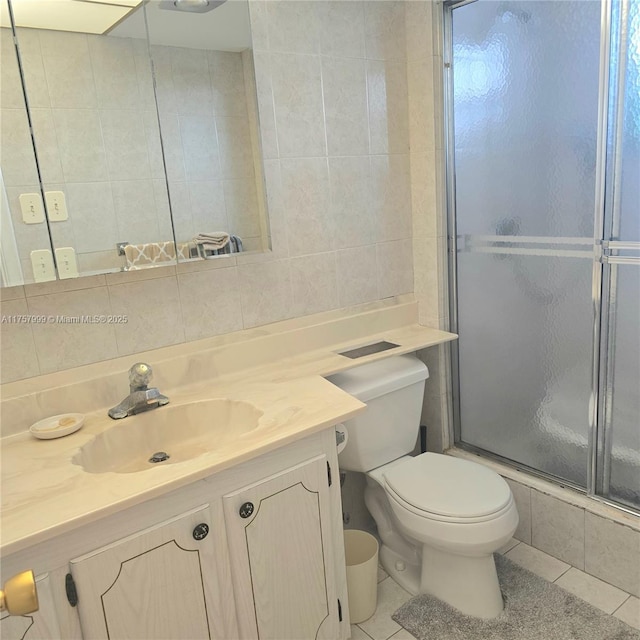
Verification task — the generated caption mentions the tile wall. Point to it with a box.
[505,476,640,598]
[1,1,428,384]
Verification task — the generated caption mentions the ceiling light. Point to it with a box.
[158,0,225,13]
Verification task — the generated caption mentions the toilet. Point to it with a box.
[328,355,518,619]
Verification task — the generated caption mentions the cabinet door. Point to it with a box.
[223,456,339,640]
[70,505,222,639]
[0,574,61,640]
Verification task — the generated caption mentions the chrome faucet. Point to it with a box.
[108,363,169,420]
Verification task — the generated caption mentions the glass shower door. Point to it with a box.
[599,0,640,509]
[448,0,603,487]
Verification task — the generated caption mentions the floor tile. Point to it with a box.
[505,541,571,582]
[358,577,413,640]
[389,628,418,639]
[350,624,374,639]
[377,564,389,583]
[614,596,640,631]
[498,537,520,554]
[555,567,629,614]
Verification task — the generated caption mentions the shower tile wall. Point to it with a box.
[1,0,427,384]
[506,476,640,597]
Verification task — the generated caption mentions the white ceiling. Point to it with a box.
[111,0,252,51]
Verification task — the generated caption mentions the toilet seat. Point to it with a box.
[381,453,513,523]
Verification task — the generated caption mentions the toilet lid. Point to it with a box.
[383,453,512,519]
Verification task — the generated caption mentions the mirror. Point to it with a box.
[0,0,270,285]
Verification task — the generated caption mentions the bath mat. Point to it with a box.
[392,554,640,640]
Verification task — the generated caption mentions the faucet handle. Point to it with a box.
[129,362,153,389]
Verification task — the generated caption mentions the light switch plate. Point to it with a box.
[55,247,79,279]
[30,249,56,282]
[45,191,68,221]
[19,193,45,224]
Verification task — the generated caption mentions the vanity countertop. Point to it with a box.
[1,305,456,555]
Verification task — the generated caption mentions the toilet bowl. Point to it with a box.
[327,355,519,619]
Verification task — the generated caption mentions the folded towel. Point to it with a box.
[123,242,177,270]
[193,232,230,250]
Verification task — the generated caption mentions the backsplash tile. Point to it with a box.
[109,276,185,356]
[26,287,117,374]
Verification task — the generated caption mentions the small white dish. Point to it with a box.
[30,413,85,440]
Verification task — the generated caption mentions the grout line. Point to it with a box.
[611,594,631,616]
[553,564,572,582]
[355,624,376,639]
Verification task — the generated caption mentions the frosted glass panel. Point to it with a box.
[457,253,594,486]
[452,0,601,487]
[616,0,640,241]
[453,0,601,239]
[606,266,640,508]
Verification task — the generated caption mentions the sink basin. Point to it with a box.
[74,399,263,474]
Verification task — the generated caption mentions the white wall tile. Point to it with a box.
[52,109,108,183]
[281,157,333,257]
[318,1,366,59]
[238,259,292,328]
[0,298,41,383]
[66,182,119,254]
[531,490,585,569]
[88,35,141,110]
[377,239,414,298]
[29,109,65,184]
[322,57,370,157]
[209,51,248,118]
[0,109,39,186]
[585,512,640,597]
[177,267,243,342]
[100,109,152,181]
[108,276,185,356]
[504,478,532,544]
[26,287,117,374]
[337,246,379,307]
[178,115,221,182]
[371,154,412,242]
[290,252,339,317]
[266,1,321,55]
[111,180,161,246]
[270,52,327,158]
[364,0,407,61]
[329,156,374,249]
[367,60,409,155]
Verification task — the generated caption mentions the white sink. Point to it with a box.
[74,399,263,474]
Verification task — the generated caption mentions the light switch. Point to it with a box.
[30,249,56,282]
[45,191,68,221]
[54,247,79,279]
[19,193,45,224]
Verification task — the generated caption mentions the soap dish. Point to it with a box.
[30,413,85,439]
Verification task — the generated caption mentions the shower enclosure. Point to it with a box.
[444,0,639,511]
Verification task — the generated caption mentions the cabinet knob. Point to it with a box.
[192,523,210,540]
[239,502,254,518]
[0,570,39,616]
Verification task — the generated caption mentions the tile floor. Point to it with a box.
[350,538,640,640]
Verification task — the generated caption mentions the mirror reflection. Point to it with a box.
[0,0,269,286]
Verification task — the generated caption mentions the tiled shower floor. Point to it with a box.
[349,539,640,640]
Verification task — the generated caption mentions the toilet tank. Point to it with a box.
[326,355,429,472]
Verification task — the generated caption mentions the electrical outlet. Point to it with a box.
[30,249,55,283]
[54,247,78,279]
[44,191,68,221]
[19,193,45,224]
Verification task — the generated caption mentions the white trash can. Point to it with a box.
[344,530,379,623]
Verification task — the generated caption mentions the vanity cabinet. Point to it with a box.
[223,455,340,639]
[1,430,349,640]
[69,505,221,639]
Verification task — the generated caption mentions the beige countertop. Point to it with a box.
[1,303,456,556]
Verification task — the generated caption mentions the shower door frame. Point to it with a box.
[442,0,638,515]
